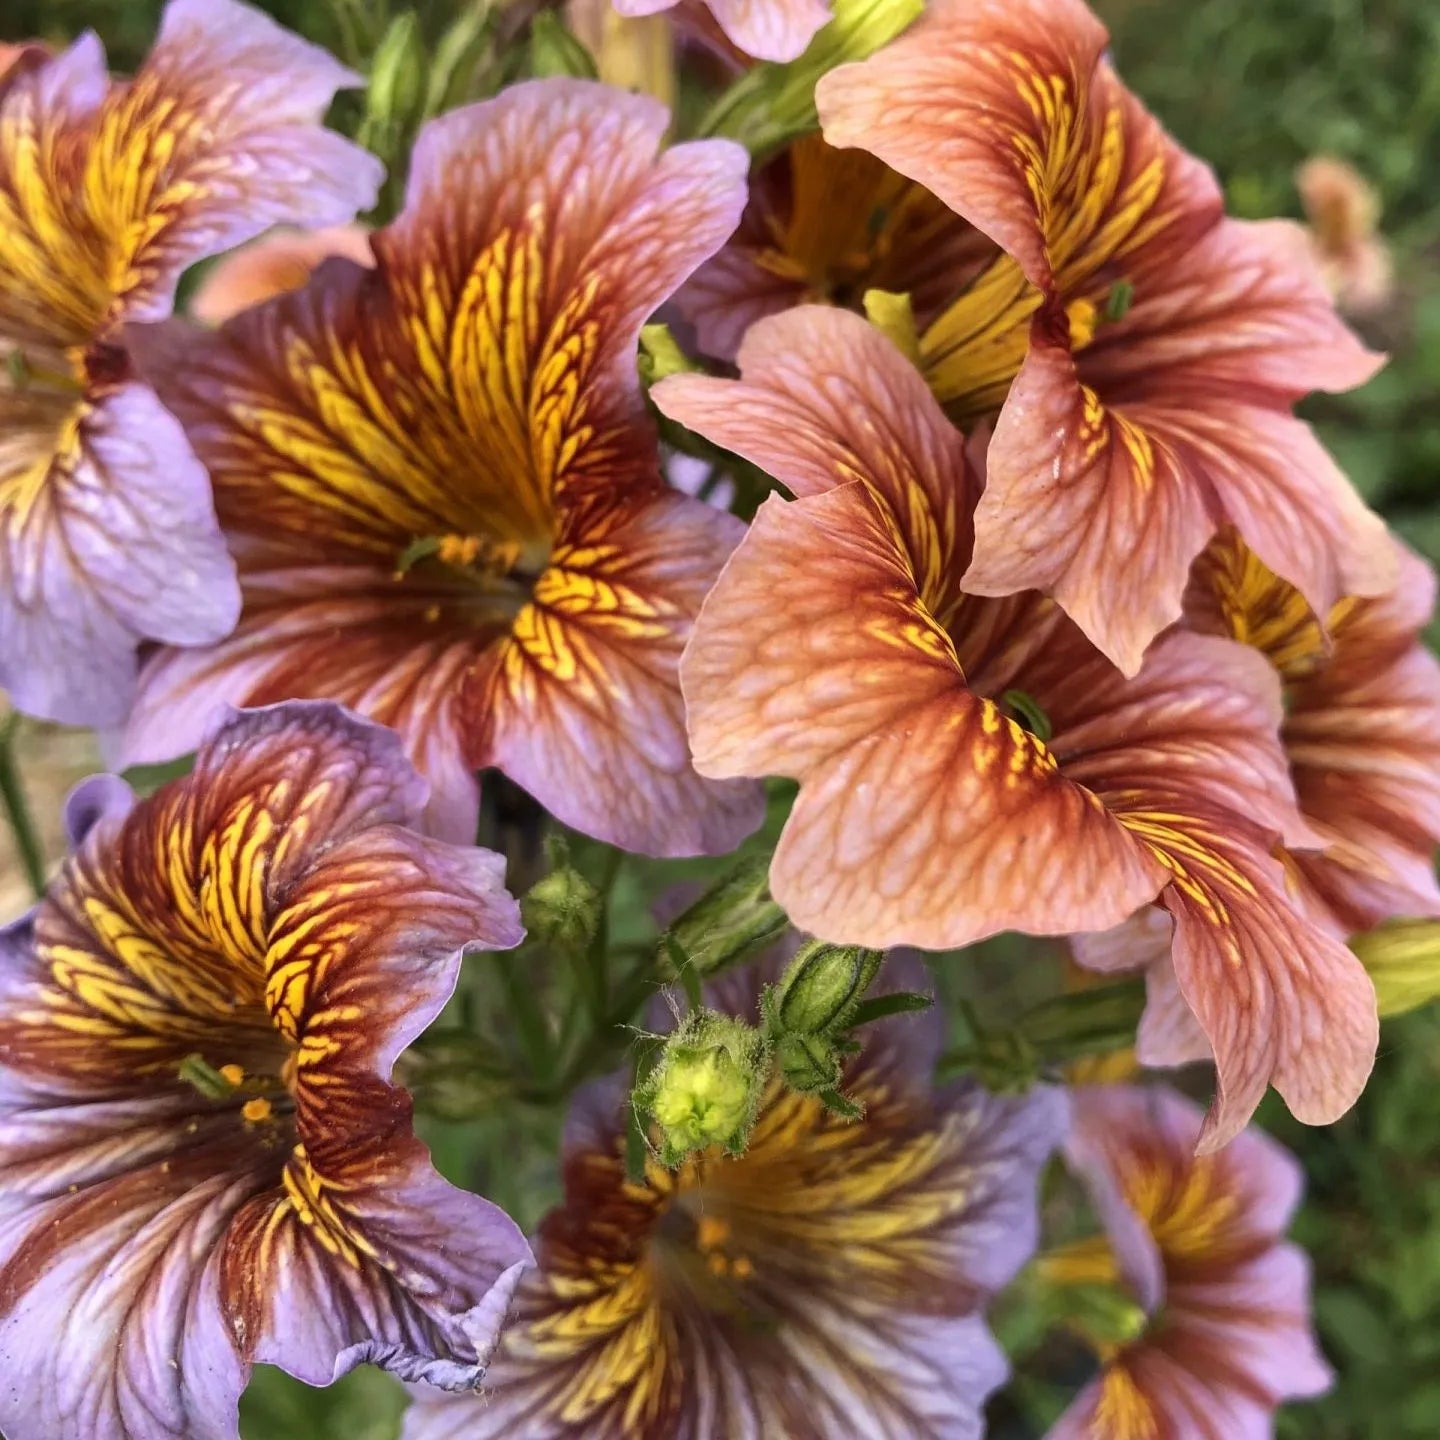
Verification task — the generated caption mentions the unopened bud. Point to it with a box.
[521,864,603,960]
[771,941,883,1037]
[1352,918,1440,1019]
[774,1030,841,1095]
[639,1012,769,1164]
[659,856,788,982]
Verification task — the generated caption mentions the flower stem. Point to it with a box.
[0,715,45,898]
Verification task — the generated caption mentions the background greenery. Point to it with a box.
[4,0,1439,1435]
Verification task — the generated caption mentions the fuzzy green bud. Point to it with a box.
[521,864,603,960]
[640,1012,769,1164]
[772,941,884,1036]
[774,1030,841,1094]
[659,856,788,983]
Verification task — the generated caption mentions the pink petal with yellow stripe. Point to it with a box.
[658,304,1376,1145]
[0,703,528,1440]
[817,0,1392,675]
[123,79,761,855]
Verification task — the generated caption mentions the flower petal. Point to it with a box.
[0,382,239,725]
[94,0,381,324]
[683,484,1167,948]
[468,492,764,856]
[614,0,832,62]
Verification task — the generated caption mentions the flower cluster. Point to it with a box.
[0,0,1433,1436]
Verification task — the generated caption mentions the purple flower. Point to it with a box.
[406,959,1066,1440]
[1046,1085,1332,1439]
[0,702,530,1440]
[0,0,383,725]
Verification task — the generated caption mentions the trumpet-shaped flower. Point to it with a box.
[656,305,1377,1149]
[120,79,761,853]
[0,703,530,1440]
[678,132,991,361]
[1046,1086,1331,1439]
[815,0,1393,675]
[1188,536,1440,933]
[0,0,382,724]
[405,962,1065,1440]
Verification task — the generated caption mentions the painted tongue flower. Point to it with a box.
[678,131,992,362]
[405,961,1065,1440]
[1186,535,1440,934]
[815,0,1393,675]
[120,78,762,854]
[0,0,382,725]
[1045,1085,1331,1439]
[0,702,530,1440]
[655,304,1377,1149]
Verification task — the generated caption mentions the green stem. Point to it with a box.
[494,952,555,1087]
[0,716,45,898]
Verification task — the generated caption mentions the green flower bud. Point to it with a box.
[659,855,788,983]
[774,1030,841,1095]
[367,12,427,128]
[521,863,603,960]
[1352,918,1440,1018]
[771,941,883,1037]
[639,1012,769,1164]
[527,11,599,80]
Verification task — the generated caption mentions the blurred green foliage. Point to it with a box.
[6,0,1440,1436]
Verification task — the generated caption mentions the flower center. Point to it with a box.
[392,530,551,624]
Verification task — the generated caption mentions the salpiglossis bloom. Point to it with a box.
[0,703,530,1440]
[815,0,1394,675]
[405,961,1065,1440]
[1046,1086,1331,1439]
[678,131,992,363]
[1187,535,1440,933]
[122,78,762,853]
[657,305,1377,1149]
[0,0,382,724]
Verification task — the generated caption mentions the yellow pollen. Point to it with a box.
[696,1214,732,1253]
[242,1097,274,1124]
[218,1064,245,1087]
[437,533,482,567]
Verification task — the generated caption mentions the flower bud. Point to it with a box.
[639,1012,769,1164]
[521,863,603,961]
[774,1030,841,1095]
[771,941,883,1037]
[659,855,788,983]
[1351,918,1440,1019]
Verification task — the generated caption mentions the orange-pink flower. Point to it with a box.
[657,305,1377,1149]
[815,0,1393,675]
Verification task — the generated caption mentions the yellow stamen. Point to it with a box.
[242,1097,274,1124]
[218,1063,245,1087]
